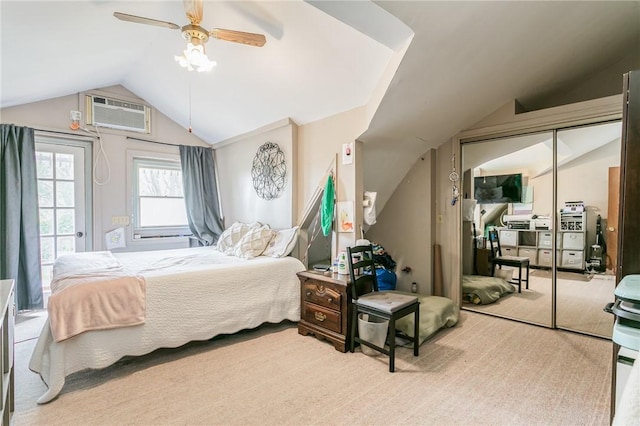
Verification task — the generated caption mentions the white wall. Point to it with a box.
[365,149,436,293]
[297,106,369,259]
[1,84,375,261]
[212,106,370,264]
[215,119,297,230]
[1,85,210,252]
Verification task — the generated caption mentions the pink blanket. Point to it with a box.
[47,252,146,342]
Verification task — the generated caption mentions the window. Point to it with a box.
[132,157,190,239]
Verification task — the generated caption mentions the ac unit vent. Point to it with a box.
[86,95,151,133]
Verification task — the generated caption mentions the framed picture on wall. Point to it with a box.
[337,201,354,233]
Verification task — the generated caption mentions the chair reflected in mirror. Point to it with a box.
[487,228,529,293]
[347,244,419,372]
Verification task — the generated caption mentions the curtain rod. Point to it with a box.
[126,136,183,147]
[34,128,92,139]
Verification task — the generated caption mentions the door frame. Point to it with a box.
[35,132,94,251]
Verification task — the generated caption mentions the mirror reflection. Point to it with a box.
[462,132,553,327]
[556,122,620,338]
[461,121,621,338]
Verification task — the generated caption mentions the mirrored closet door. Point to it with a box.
[460,120,621,337]
[555,122,621,337]
[461,131,553,327]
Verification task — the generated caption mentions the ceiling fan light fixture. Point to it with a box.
[174,42,216,72]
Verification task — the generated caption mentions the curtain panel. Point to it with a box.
[0,124,43,310]
[179,145,224,246]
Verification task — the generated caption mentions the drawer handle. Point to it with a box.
[328,298,333,303]
[314,312,326,322]
[306,291,312,297]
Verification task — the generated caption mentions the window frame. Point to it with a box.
[127,150,191,241]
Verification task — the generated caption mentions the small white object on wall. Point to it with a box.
[342,142,353,165]
[105,227,126,250]
[363,191,377,225]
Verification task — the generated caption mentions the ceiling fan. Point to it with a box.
[114,0,266,71]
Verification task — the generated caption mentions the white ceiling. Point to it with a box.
[1,1,639,213]
[0,1,395,142]
[468,121,622,178]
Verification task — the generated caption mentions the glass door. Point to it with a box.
[35,138,92,297]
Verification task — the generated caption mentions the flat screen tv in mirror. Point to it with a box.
[474,173,523,204]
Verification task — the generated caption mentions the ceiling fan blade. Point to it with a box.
[184,0,203,25]
[209,28,266,47]
[113,12,180,30]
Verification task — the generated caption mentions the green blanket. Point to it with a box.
[462,275,514,305]
[393,293,459,345]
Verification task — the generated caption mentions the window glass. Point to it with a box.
[133,157,189,237]
[38,181,54,207]
[39,209,54,235]
[56,209,75,234]
[36,152,53,179]
[56,181,75,207]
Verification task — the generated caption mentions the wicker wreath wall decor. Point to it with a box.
[251,142,286,200]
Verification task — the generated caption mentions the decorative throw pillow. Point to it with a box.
[262,226,299,258]
[234,224,275,259]
[217,222,260,255]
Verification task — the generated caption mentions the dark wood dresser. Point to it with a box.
[297,270,351,352]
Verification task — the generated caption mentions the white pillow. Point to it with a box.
[234,224,275,259]
[217,222,260,255]
[262,226,299,258]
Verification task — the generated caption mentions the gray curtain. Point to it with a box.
[179,145,224,246]
[0,124,43,310]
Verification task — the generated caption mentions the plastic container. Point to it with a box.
[357,313,388,356]
[337,251,348,275]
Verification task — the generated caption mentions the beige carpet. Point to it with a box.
[15,310,48,343]
[14,311,612,426]
[464,270,615,337]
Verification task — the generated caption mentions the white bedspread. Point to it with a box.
[29,247,305,404]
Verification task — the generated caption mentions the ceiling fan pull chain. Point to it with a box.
[188,73,193,133]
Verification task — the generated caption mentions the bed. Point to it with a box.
[29,245,305,404]
[462,274,514,305]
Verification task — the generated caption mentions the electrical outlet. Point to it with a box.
[111,216,130,226]
[70,110,82,121]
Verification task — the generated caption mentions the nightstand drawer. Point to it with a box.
[297,270,351,352]
[302,282,341,311]
[302,303,341,334]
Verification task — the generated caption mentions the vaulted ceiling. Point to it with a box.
[1,1,639,211]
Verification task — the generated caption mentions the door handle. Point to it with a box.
[607,227,615,232]
[76,231,84,238]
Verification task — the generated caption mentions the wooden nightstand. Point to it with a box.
[297,270,351,352]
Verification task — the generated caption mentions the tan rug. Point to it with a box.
[464,271,614,337]
[14,311,612,426]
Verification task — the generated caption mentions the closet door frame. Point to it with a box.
[452,96,623,323]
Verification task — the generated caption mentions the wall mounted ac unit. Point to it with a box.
[85,95,151,133]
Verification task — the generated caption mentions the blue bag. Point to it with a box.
[376,268,397,291]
